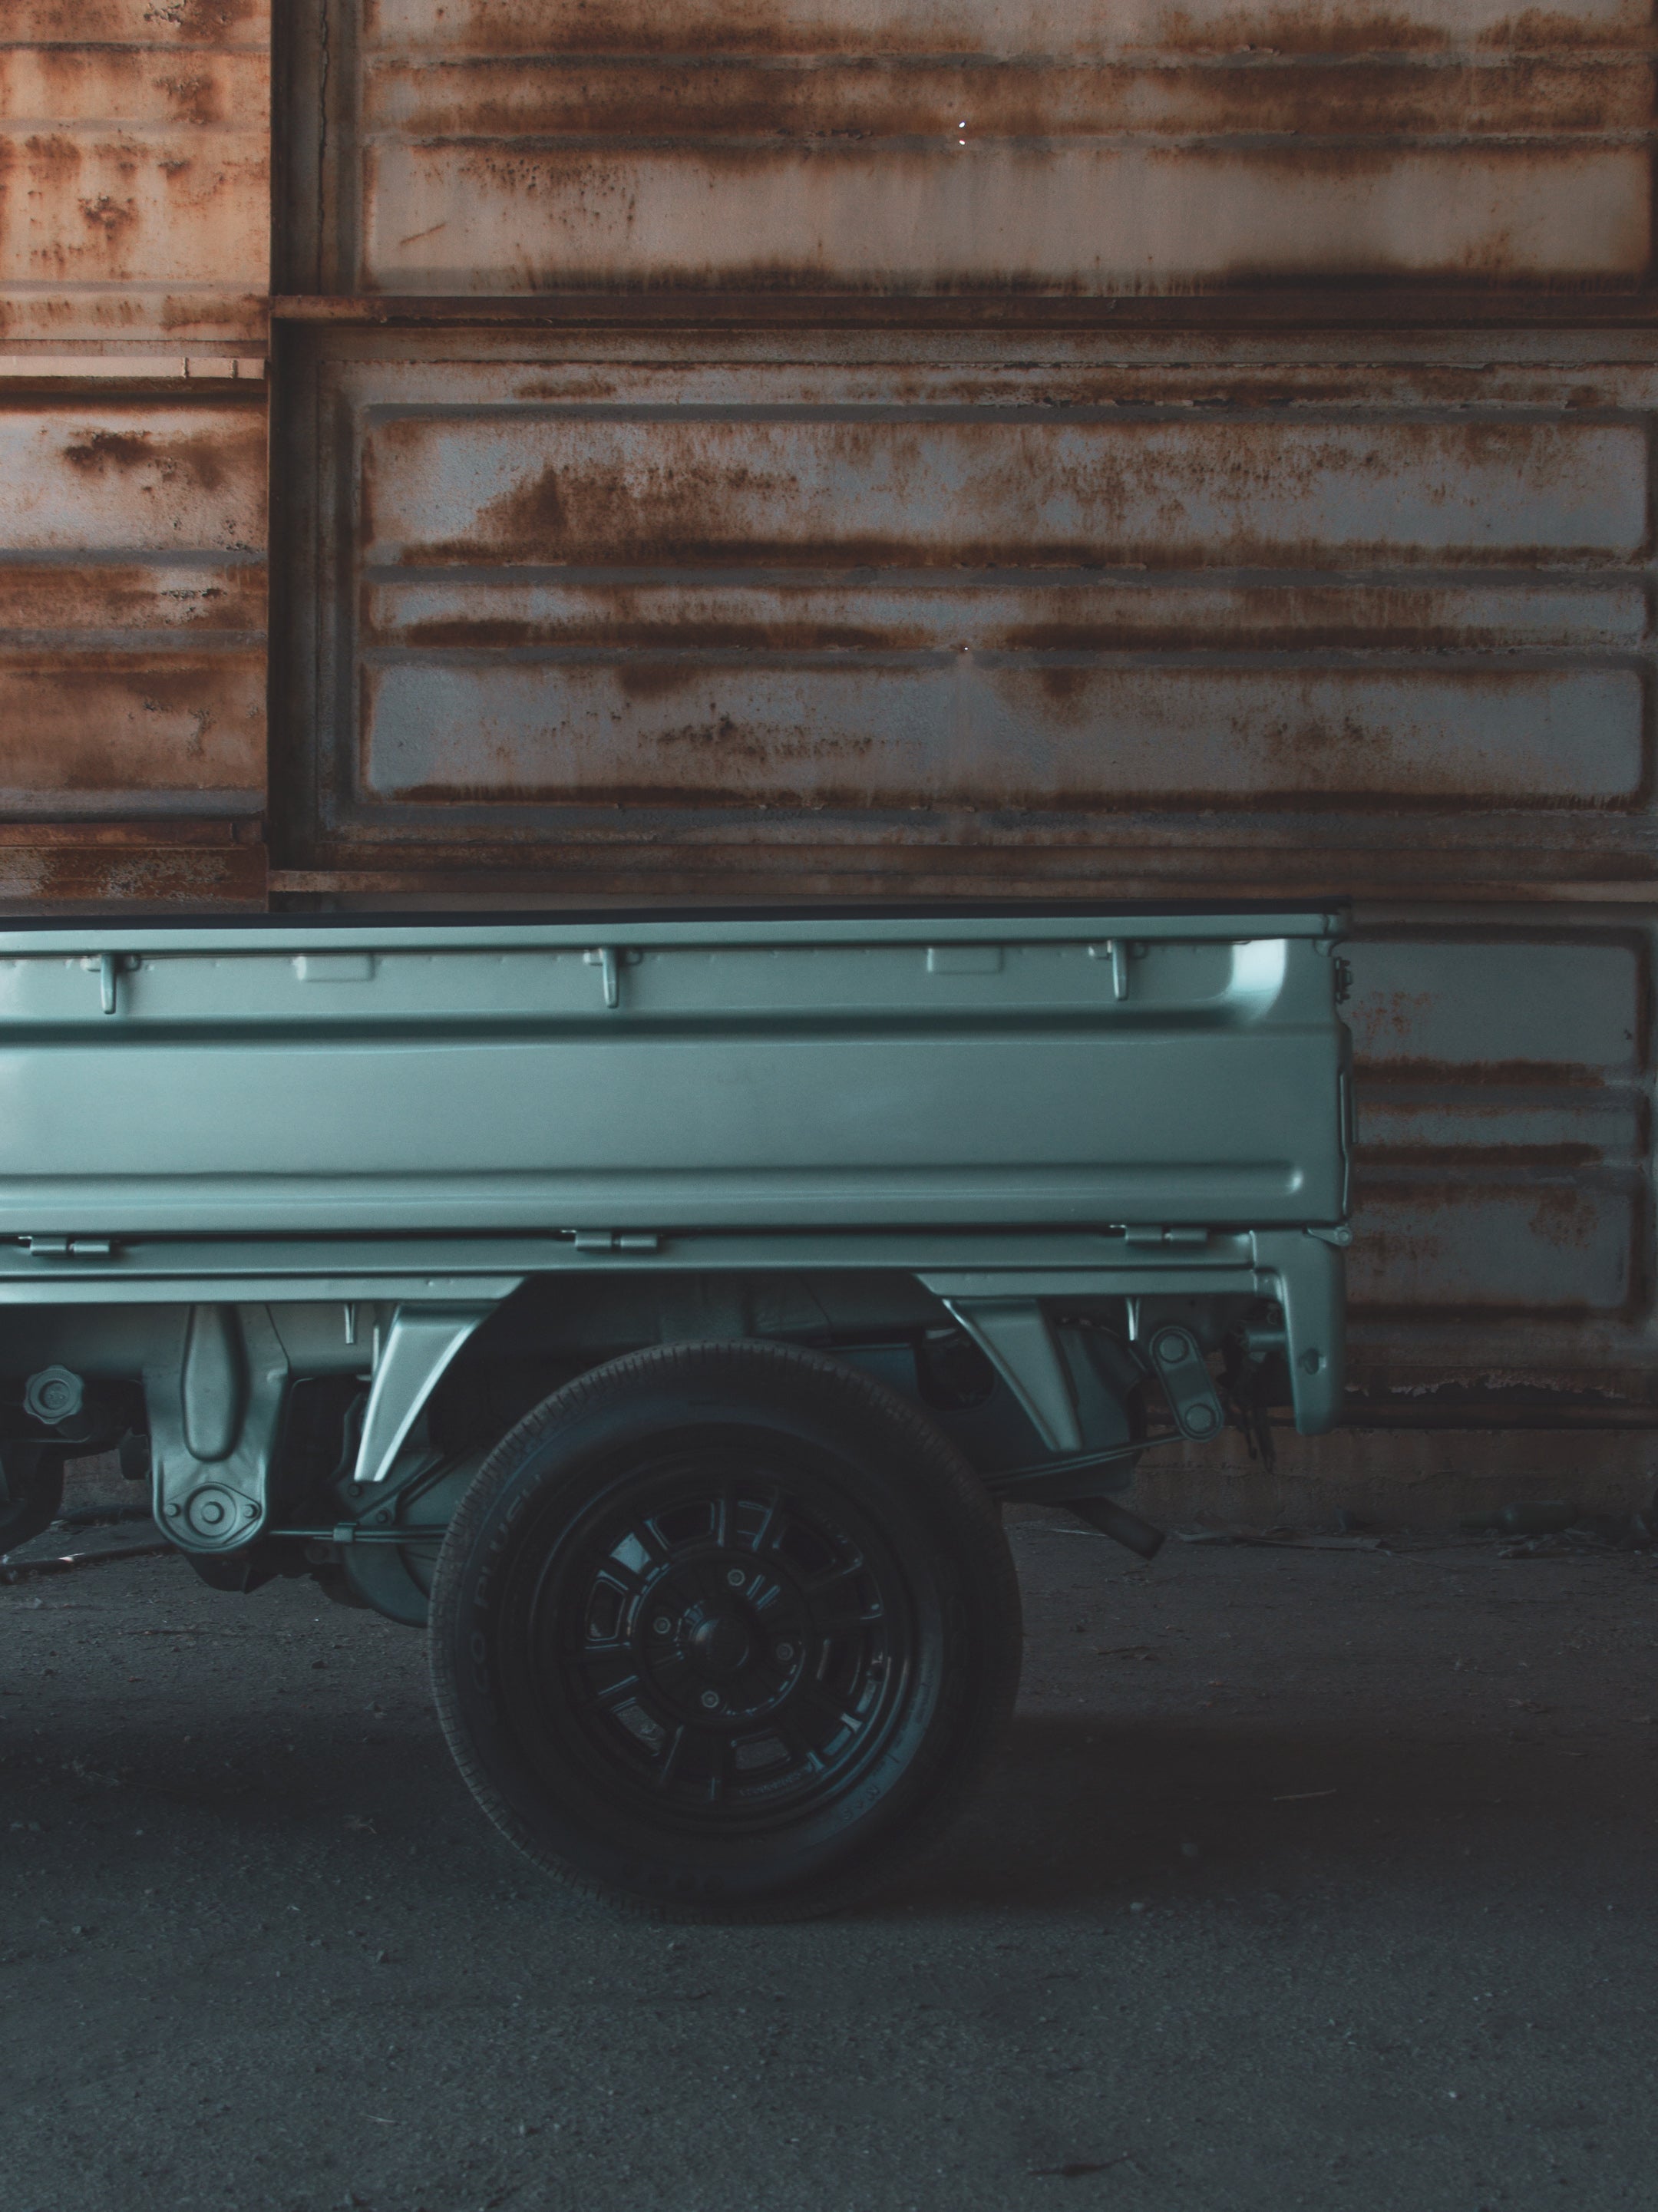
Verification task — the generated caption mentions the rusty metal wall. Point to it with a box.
[269,330,1656,903]
[0,0,268,348]
[272,0,1658,901]
[326,0,1652,295]
[1144,900,1658,1517]
[1344,913,1653,1412]
[0,0,270,909]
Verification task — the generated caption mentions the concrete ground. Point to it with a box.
[4,1481,1657,2212]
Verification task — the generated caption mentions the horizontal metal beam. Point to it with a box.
[0,1227,1267,1302]
[268,291,1658,333]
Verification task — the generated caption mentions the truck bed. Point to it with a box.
[0,909,1349,1240]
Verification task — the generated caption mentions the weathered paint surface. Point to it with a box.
[345,0,1656,292]
[0,397,266,817]
[362,146,1647,295]
[362,414,1645,568]
[0,399,265,548]
[1342,927,1653,1414]
[286,342,1655,894]
[0,2,271,896]
[359,662,1639,814]
[365,0,1654,52]
[0,824,266,911]
[0,0,269,344]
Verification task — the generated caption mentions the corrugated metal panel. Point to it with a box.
[0,821,266,909]
[1352,918,1651,1417]
[0,388,268,904]
[334,0,1654,293]
[0,2,272,906]
[0,0,269,345]
[273,334,1655,900]
[1344,926,1652,1402]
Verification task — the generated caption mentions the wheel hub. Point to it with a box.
[637,1550,804,1723]
[685,1605,753,1679]
[550,1468,907,1825]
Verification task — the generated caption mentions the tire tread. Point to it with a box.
[428,1339,1020,1923]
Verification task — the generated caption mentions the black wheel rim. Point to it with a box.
[520,1442,916,1836]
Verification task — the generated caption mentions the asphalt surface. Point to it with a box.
[4,1487,1657,2212]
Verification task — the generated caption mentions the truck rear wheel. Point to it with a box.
[427,1340,1021,1920]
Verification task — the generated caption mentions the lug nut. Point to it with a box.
[652,1616,673,1636]
[775,1642,795,1663]
[725,1568,745,1589]
[699,1689,721,1711]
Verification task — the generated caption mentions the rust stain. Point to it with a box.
[277,838,1642,906]
[0,561,263,631]
[1353,1058,1610,1087]
[614,659,738,703]
[1032,665,1089,712]
[0,840,266,910]
[381,415,1638,572]
[62,428,158,474]
[1521,1181,1606,1253]
[372,578,1634,659]
[0,0,268,344]
[650,714,876,770]
[78,194,138,246]
[1348,988,1435,1052]
[361,134,1650,293]
[396,611,895,652]
[1352,1142,1604,1168]
[58,423,235,497]
[0,652,263,795]
[1343,1180,1590,1284]
[398,615,561,651]
[156,71,228,129]
[124,0,264,38]
[360,0,1649,60]
[373,57,1654,142]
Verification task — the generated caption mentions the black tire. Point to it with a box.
[428,1340,1022,1921]
[0,1446,64,1555]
